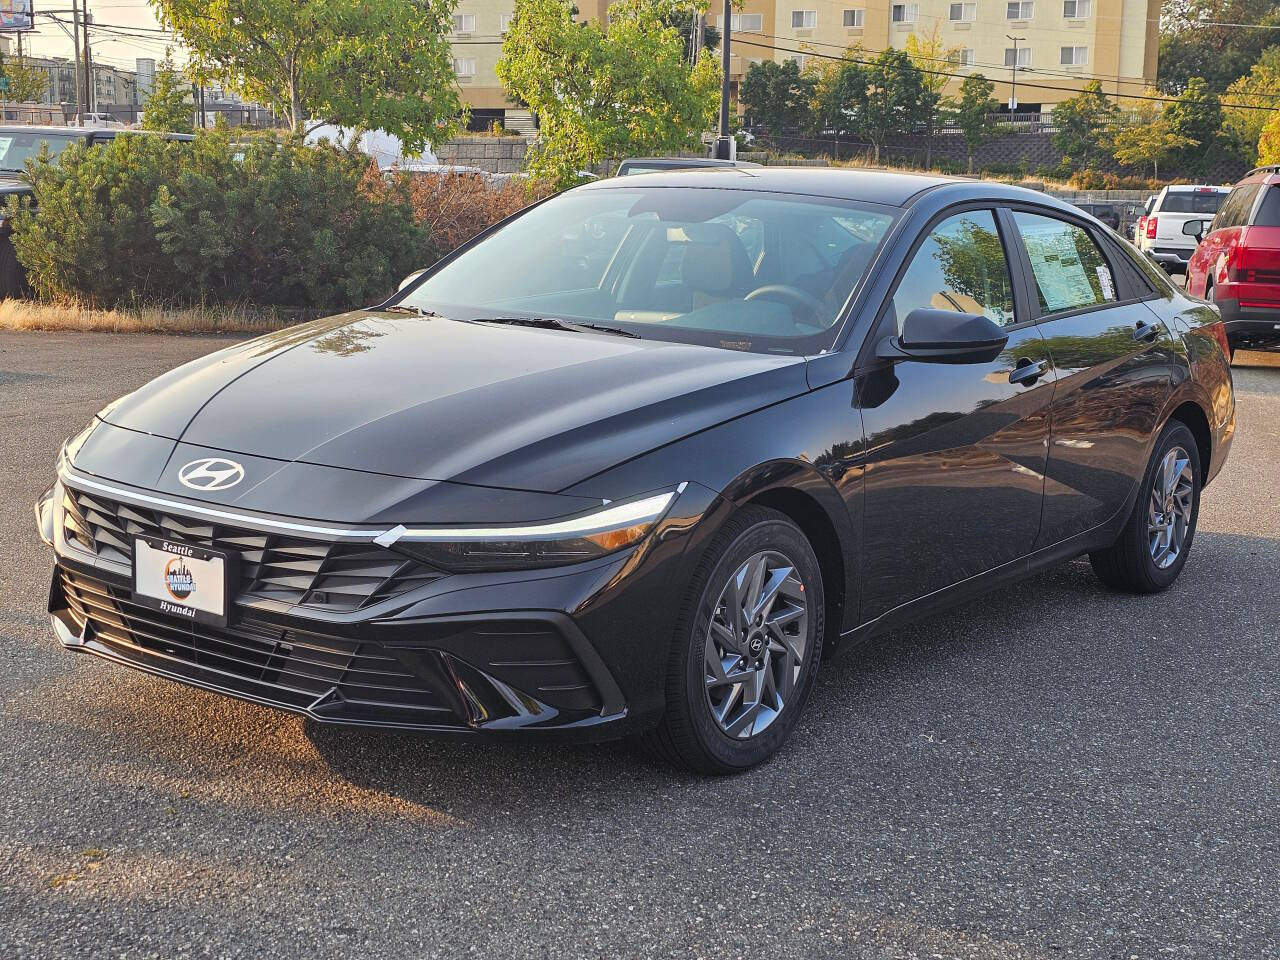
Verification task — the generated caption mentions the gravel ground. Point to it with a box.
[0,331,1276,960]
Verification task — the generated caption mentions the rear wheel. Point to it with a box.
[643,506,824,774]
[1089,420,1201,593]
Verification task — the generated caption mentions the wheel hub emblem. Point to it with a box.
[746,632,765,658]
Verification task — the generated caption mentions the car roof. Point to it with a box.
[1161,184,1229,193]
[580,165,1081,211]
[0,125,193,141]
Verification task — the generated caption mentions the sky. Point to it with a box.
[19,0,186,71]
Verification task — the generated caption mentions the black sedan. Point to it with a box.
[35,169,1236,773]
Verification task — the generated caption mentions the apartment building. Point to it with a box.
[448,0,1157,126]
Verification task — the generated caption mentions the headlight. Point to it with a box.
[378,489,679,572]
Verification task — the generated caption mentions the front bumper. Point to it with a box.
[43,471,723,741]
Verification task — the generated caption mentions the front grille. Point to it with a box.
[59,568,462,726]
[62,485,442,612]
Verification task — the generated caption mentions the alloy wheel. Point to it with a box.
[1147,445,1194,569]
[704,550,809,739]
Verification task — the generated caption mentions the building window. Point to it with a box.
[718,12,764,30]
[1062,0,1090,16]
[891,3,920,22]
[789,54,808,68]
[453,57,477,77]
[451,13,475,33]
[843,8,864,26]
[1004,46,1032,67]
[499,13,513,32]
[950,48,977,65]
[1006,1,1033,19]
[1060,45,1088,65]
[791,10,817,28]
[949,2,976,20]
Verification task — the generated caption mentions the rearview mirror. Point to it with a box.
[1182,219,1206,241]
[877,308,1010,364]
[398,269,427,292]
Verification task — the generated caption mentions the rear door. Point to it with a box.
[1005,208,1179,548]
[1188,182,1258,297]
[856,207,1054,619]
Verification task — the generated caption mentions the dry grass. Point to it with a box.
[0,299,308,335]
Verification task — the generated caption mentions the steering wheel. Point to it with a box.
[743,284,827,329]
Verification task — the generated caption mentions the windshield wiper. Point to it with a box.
[383,304,448,318]
[468,316,640,339]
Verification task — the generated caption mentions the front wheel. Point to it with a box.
[643,506,824,774]
[1089,420,1201,593]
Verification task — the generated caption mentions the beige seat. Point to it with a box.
[679,225,755,312]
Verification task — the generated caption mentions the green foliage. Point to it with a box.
[0,53,50,103]
[954,73,1000,173]
[1051,81,1117,165]
[1110,91,1195,180]
[812,49,926,163]
[903,29,954,167]
[1158,0,1280,95]
[1222,46,1280,164]
[497,0,721,189]
[739,59,814,135]
[149,0,461,151]
[141,55,193,134]
[1257,108,1280,165]
[1165,77,1225,173]
[8,132,431,309]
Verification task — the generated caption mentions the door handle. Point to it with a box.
[1134,321,1162,342]
[1008,357,1047,386]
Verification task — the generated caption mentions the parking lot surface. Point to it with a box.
[1,331,1276,959]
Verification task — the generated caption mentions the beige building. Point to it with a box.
[450,0,1158,126]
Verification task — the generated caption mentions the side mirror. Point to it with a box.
[1182,219,1206,241]
[877,308,1010,364]
[398,268,427,292]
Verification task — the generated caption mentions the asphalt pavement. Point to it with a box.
[0,331,1276,959]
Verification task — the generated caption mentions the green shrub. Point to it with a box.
[9,131,433,309]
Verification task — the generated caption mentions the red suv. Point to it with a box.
[1186,167,1280,353]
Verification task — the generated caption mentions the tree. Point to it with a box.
[1158,0,1280,95]
[954,73,1000,174]
[849,48,926,164]
[141,55,193,134]
[1222,46,1280,164]
[0,53,51,104]
[497,0,720,188]
[809,56,863,142]
[1110,91,1195,180]
[904,28,955,168]
[1257,108,1280,165]
[1165,76,1224,173]
[739,59,814,136]
[1051,80,1117,165]
[149,0,462,151]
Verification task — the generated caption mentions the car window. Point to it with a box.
[890,210,1016,329]
[1211,184,1259,231]
[0,131,83,173]
[1012,212,1118,315]
[1251,186,1280,227]
[401,187,897,354]
[1158,191,1227,214]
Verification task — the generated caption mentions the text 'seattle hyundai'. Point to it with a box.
[36,169,1236,772]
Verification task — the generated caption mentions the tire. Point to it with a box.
[643,506,825,775]
[1089,420,1201,594]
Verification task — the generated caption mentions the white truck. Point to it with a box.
[1134,184,1229,274]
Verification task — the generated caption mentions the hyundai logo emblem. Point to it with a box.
[178,457,245,491]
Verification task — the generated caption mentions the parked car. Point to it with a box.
[0,126,195,297]
[1133,194,1158,245]
[77,112,125,129]
[1135,184,1229,273]
[1071,200,1120,231]
[616,156,761,176]
[35,168,1235,773]
[1185,165,1280,353]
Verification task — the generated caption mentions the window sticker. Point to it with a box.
[1021,228,1097,311]
[1096,265,1115,301]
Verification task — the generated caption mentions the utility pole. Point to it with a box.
[1006,34,1024,113]
[82,10,93,115]
[71,0,82,123]
[713,0,732,159]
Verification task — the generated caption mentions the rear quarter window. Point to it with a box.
[1212,184,1260,231]
[1251,186,1280,226]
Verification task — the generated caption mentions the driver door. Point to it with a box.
[855,207,1057,621]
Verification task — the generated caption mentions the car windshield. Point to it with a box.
[1160,192,1226,214]
[400,186,898,353]
[0,132,83,172]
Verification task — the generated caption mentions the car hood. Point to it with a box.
[100,311,810,493]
